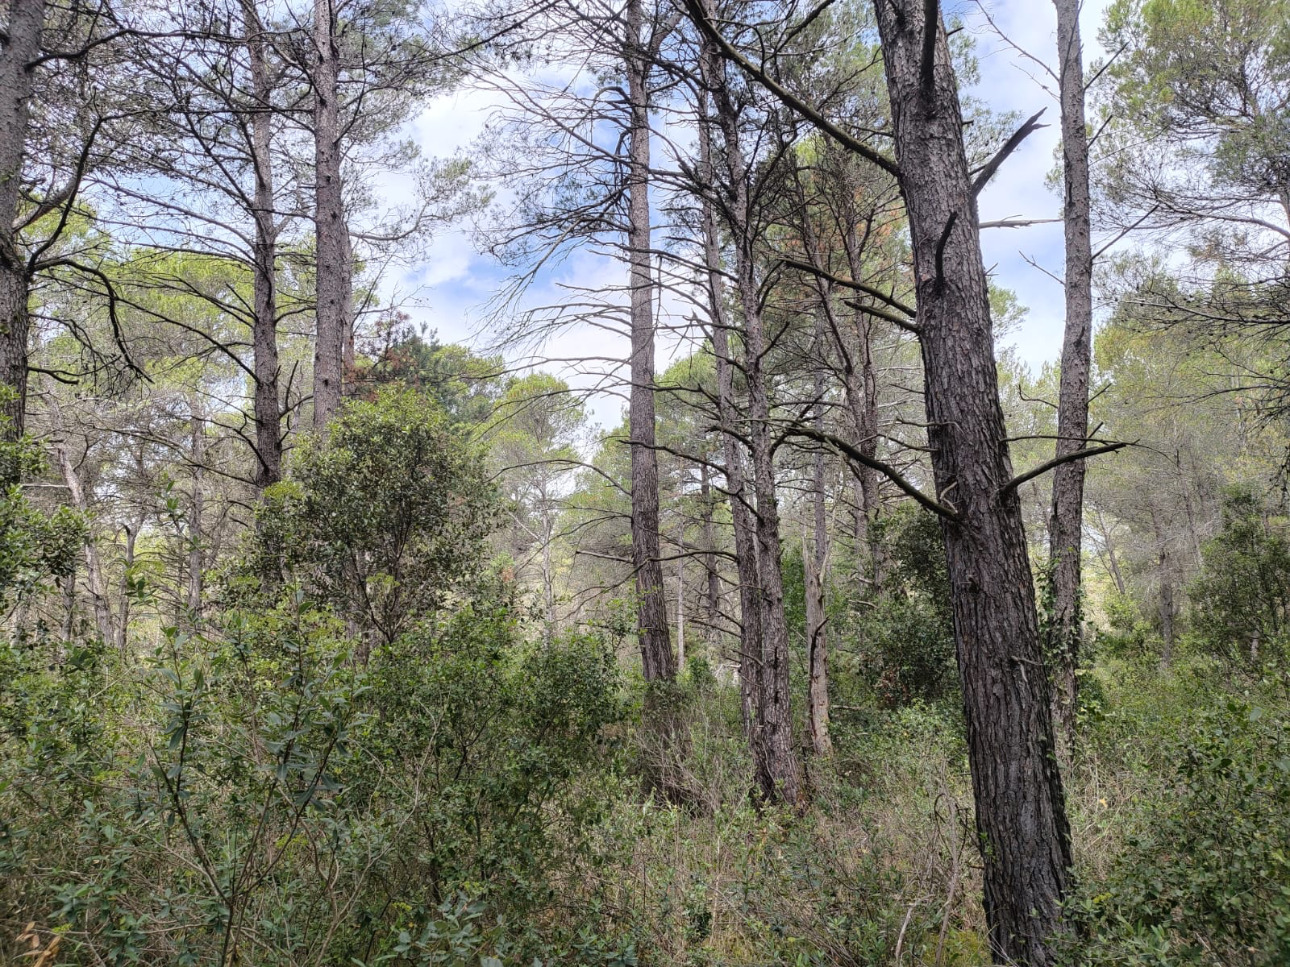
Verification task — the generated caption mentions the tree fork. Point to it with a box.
[870,1,1073,961]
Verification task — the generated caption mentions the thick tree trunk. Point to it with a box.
[241,0,283,487]
[708,39,802,806]
[807,310,832,756]
[1047,0,1094,757]
[0,0,45,456]
[625,0,675,683]
[871,3,1072,962]
[312,0,350,430]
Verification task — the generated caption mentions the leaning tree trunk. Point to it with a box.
[312,0,350,430]
[708,36,802,806]
[1047,0,1094,756]
[871,2,1072,962]
[241,0,283,486]
[625,0,675,683]
[0,0,45,457]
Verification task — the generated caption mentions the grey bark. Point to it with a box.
[53,435,113,645]
[699,461,723,643]
[807,309,832,757]
[697,57,767,786]
[0,0,46,453]
[312,0,350,430]
[1047,0,1094,756]
[241,0,283,487]
[187,410,205,617]
[625,0,675,683]
[871,2,1072,961]
[707,27,802,805]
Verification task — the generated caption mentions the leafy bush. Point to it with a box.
[1070,699,1290,966]
[840,506,958,706]
[250,388,495,647]
[1188,487,1290,670]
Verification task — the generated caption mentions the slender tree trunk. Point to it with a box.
[312,0,350,430]
[700,461,723,642]
[542,492,556,636]
[807,310,832,757]
[53,439,113,644]
[840,231,884,562]
[117,523,137,659]
[0,0,45,457]
[1150,507,1174,666]
[871,3,1072,961]
[625,0,674,683]
[709,37,802,806]
[1047,0,1094,757]
[188,410,205,617]
[675,563,685,669]
[241,0,283,486]
[697,62,766,785]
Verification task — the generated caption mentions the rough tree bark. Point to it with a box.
[697,59,769,790]
[241,0,283,487]
[625,0,675,682]
[312,0,350,430]
[1047,0,1094,755]
[707,29,802,805]
[807,308,832,756]
[871,2,1072,961]
[0,0,46,454]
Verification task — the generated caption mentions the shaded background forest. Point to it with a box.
[2,0,1290,965]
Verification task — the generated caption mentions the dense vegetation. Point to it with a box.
[2,0,1289,964]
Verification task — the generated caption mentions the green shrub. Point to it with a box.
[250,388,495,646]
[1188,486,1290,670]
[1070,699,1290,966]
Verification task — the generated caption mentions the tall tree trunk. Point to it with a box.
[699,461,723,643]
[697,60,767,787]
[840,234,886,589]
[807,310,832,756]
[871,3,1072,961]
[312,0,350,430]
[1150,506,1174,666]
[0,0,45,458]
[675,562,685,669]
[241,0,283,487]
[625,0,674,683]
[1047,0,1094,757]
[188,410,205,617]
[709,35,802,806]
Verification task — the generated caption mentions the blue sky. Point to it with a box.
[380,0,1117,428]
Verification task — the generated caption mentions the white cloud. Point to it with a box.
[378,0,1121,417]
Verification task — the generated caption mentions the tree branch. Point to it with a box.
[680,0,900,177]
[1001,441,1130,495]
[971,108,1047,197]
[787,424,959,520]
